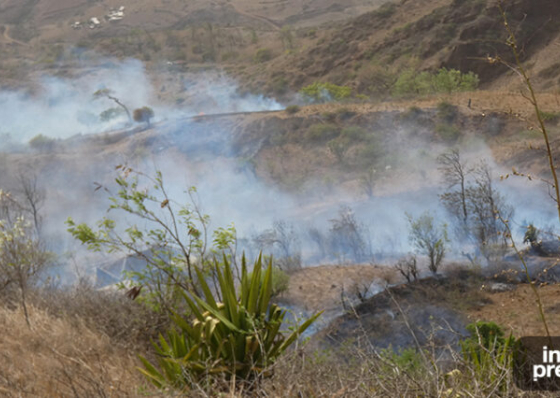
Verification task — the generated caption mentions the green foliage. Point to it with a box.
[280,26,294,50]
[407,211,449,274]
[271,76,288,95]
[341,126,368,141]
[436,101,458,123]
[372,2,397,18]
[380,346,424,374]
[28,134,56,152]
[523,223,539,245]
[328,138,350,163]
[461,322,516,391]
[99,107,125,122]
[250,29,258,44]
[436,102,460,141]
[255,48,273,63]
[392,68,479,96]
[358,142,382,166]
[66,168,219,312]
[133,106,155,126]
[436,123,460,142]
[138,255,321,389]
[305,123,340,143]
[299,82,352,103]
[285,105,301,114]
[464,322,513,352]
[433,68,479,93]
[248,263,290,297]
[539,110,560,123]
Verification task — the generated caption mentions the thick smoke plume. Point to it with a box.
[0,57,557,285]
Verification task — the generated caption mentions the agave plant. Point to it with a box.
[139,254,321,389]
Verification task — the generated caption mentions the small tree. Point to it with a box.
[329,205,368,262]
[328,138,350,164]
[133,106,155,127]
[407,211,448,274]
[0,190,52,327]
[438,149,470,226]
[360,167,376,199]
[394,255,419,283]
[280,26,294,50]
[93,88,132,124]
[66,167,221,312]
[466,162,513,259]
[299,82,352,103]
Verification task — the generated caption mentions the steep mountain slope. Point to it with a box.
[242,0,560,95]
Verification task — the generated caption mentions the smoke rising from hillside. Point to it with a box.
[0,61,283,147]
[0,57,558,284]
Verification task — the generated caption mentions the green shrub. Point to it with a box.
[358,142,382,165]
[255,48,273,63]
[539,110,560,123]
[380,346,424,374]
[392,68,479,96]
[433,68,479,93]
[437,101,458,123]
[285,105,301,114]
[100,107,126,122]
[461,321,516,392]
[341,126,368,141]
[271,76,288,95]
[28,134,56,152]
[463,322,514,353]
[436,123,460,142]
[249,264,290,297]
[328,138,350,163]
[299,82,352,103]
[139,255,321,388]
[372,3,397,18]
[305,123,339,143]
[407,211,449,274]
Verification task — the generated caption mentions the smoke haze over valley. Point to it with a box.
[2,1,560,395]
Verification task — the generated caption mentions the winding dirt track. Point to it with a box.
[229,3,281,30]
[1,25,28,46]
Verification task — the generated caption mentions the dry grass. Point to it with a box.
[0,304,157,397]
[280,264,399,312]
[30,281,170,352]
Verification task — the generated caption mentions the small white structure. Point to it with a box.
[71,21,82,30]
[89,17,101,29]
[106,6,125,22]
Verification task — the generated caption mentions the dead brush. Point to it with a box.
[29,279,169,352]
[0,303,155,397]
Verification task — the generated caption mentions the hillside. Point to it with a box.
[2,0,560,396]
[2,0,560,98]
[241,0,560,95]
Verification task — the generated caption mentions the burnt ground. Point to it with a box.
[295,249,560,354]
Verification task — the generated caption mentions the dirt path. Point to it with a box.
[1,25,28,46]
[229,3,281,30]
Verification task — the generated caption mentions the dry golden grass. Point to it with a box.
[0,304,156,397]
[280,264,399,312]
